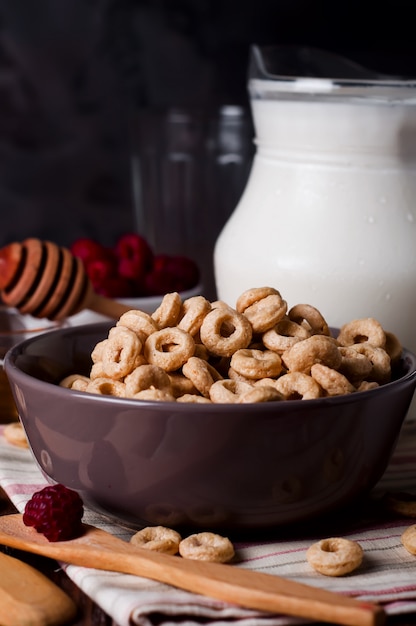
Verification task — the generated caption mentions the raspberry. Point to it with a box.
[144,254,200,295]
[23,484,84,542]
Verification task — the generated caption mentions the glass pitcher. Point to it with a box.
[214,45,416,357]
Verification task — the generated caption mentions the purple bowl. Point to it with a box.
[5,322,416,531]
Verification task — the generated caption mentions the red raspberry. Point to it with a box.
[144,254,200,295]
[114,233,154,281]
[70,238,108,264]
[23,484,84,542]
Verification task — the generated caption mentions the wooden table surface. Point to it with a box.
[2,486,416,626]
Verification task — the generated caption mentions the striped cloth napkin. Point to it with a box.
[1,421,416,626]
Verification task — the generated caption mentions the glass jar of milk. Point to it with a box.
[214,45,416,357]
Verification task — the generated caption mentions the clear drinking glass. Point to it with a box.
[130,105,254,299]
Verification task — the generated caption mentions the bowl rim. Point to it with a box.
[5,321,416,411]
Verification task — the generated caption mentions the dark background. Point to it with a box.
[1,0,415,249]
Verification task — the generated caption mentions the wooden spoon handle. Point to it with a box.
[0,516,385,626]
[84,291,133,319]
[0,551,77,626]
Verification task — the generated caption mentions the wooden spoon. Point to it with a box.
[0,238,132,320]
[0,514,385,626]
[0,551,77,625]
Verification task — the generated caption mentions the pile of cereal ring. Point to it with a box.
[61,286,402,403]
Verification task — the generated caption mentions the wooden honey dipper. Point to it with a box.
[0,238,132,321]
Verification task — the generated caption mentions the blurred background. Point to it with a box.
[1,0,415,254]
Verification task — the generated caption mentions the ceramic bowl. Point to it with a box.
[5,322,416,532]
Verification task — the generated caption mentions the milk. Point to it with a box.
[214,81,416,357]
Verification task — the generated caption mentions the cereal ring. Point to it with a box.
[130,526,182,555]
[384,331,403,366]
[199,308,252,357]
[168,372,198,397]
[238,385,283,403]
[144,327,195,372]
[59,374,90,391]
[262,318,310,354]
[194,343,210,361]
[356,381,379,392]
[227,366,254,384]
[282,335,342,374]
[338,346,373,381]
[274,372,322,400]
[288,303,330,336]
[236,287,287,333]
[91,339,108,363]
[117,310,158,342]
[177,394,212,403]
[310,363,355,397]
[401,525,416,555]
[306,537,363,576]
[182,356,223,398]
[179,532,235,563]
[133,389,175,401]
[230,348,282,380]
[89,361,105,380]
[3,422,29,448]
[383,492,416,517]
[178,296,211,336]
[102,326,142,379]
[348,343,391,384]
[337,318,386,349]
[209,379,253,403]
[124,364,172,397]
[151,292,182,328]
[86,377,126,397]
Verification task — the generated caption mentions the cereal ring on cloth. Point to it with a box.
[86,377,126,397]
[3,422,29,448]
[282,335,341,374]
[178,295,211,336]
[230,348,282,380]
[130,526,182,555]
[102,326,142,379]
[401,525,416,555]
[337,318,386,349]
[179,532,235,563]
[288,303,330,336]
[144,327,195,372]
[60,374,90,391]
[235,287,287,333]
[274,372,321,400]
[383,492,416,518]
[182,356,223,398]
[117,310,158,342]
[124,364,172,397]
[306,537,363,576]
[209,379,253,403]
[262,318,310,354]
[151,292,182,328]
[199,308,252,357]
[310,364,355,397]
